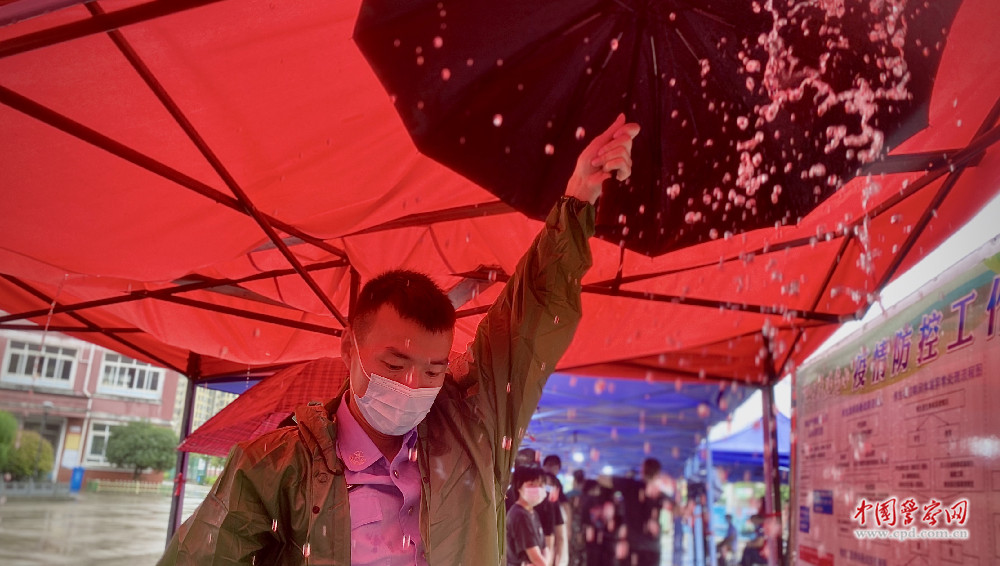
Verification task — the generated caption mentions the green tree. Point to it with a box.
[0,410,17,471]
[5,430,54,480]
[105,421,178,479]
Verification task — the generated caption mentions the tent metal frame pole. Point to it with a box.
[0,0,226,59]
[0,274,185,374]
[761,335,785,566]
[787,369,800,566]
[582,286,844,323]
[0,259,348,325]
[345,201,515,235]
[155,295,342,336]
[872,97,1000,293]
[167,353,201,545]
[760,382,785,566]
[461,269,844,322]
[85,1,348,327]
[0,85,347,261]
[0,324,142,333]
[779,234,854,378]
[704,426,718,566]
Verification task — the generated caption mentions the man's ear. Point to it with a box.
[341,328,353,361]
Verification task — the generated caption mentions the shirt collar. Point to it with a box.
[335,391,417,472]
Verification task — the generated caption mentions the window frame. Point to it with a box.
[96,352,164,399]
[1,339,77,389]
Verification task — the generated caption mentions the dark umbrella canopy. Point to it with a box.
[355,0,962,255]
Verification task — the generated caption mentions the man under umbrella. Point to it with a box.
[158,115,640,565]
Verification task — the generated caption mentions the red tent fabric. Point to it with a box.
[1,0,998,392]
[177,357,349,457]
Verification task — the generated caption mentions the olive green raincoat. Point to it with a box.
[159,197,595,565]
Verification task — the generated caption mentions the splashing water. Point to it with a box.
[684,0,920,227]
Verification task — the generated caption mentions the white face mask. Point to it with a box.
[520,486,547,507]
[350,334,442,436]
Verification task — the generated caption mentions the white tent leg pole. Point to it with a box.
[706,426,717,566]
[761,382,785,566]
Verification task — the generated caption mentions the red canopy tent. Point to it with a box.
[2,0,999,548]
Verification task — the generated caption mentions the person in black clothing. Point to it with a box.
[612,458,669,566]
[582,478,624,566]
[565,469,588,566]
[508,466,550,566]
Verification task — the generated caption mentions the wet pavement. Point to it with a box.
[0,484,209,566]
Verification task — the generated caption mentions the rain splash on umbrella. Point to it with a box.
[355,0,961,254]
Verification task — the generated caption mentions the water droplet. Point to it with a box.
[302,543,311,558]
[416,55,424,66]
[684,211,702,224]
[610,38,619,51]
[440,68,451,80]
[492,114,503,127]
[575,127,586,140]
[502,436,512,450]
[433,36,443,48]
[553,315,560,325]
[544,144,555,155]
[272,519,278,532]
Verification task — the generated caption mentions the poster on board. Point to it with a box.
[793,238,999,566]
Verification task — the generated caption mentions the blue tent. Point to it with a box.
[693,413,791,483]
[521,373,754,477]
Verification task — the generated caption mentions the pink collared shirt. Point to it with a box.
[335,393,427,566]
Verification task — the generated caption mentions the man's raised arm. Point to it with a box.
[468,114,640,481]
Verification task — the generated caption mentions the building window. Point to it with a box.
[3,340,77,383]
[98,353,163,397]
[85,422,118,465]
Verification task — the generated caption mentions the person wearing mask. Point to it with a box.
[508,466,552,566]
[158,115,640,565]
[506,449,566,565]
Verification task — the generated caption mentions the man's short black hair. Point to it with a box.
[542,454,561,469]
[515,447,540,468]
[641,457,661,480]
[512,466,544,493]
[351,269,455,339]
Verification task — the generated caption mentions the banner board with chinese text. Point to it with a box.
[793,239,1000,566]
